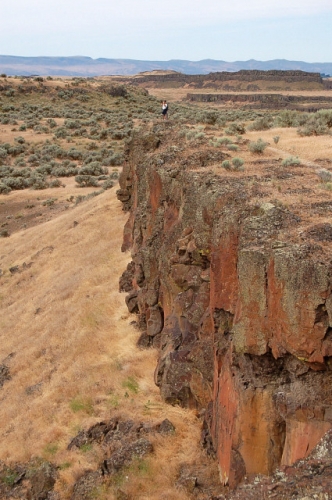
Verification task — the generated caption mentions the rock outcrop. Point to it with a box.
[223,428,332,499]
[117,126,332,488]
[117,70,323,88]
[187,93,332,110]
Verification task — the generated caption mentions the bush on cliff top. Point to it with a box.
[248,138,268,154]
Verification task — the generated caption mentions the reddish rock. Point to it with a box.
[117,128,332,489]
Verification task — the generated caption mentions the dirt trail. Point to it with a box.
[268,145,323,169]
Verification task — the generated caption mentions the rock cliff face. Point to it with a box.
[118,70,323,87]
[117,127,332,487]
[187,93,332,110]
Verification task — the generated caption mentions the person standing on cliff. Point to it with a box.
[161,100,168,120]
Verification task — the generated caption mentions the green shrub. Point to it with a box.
[281,156,301,167]
[186,130,196,140]
[227,144,239,151]
[317,169,332,182]
[200,110,219,125]
[27,154,39,165]
[275,110,300,128]
[248,116,273,131]
[107,85,128,98]
[2,176,28,190]
[273,136,280,144]
[64,119,81,129]
[0,183,11,194]
[0,148,8,164]
[102,178,114,190]
[75,175,99,187]
[15,136,25,144]
[296,109,332,136]
[217,137,232,145]
[12,167,31,178]
[66,148,83,160]
[221,160,232,170]
[42,198,57,206]
[248,138,268,154]
[74,190,104,204]
[8,144,26,156]
[79,162,106,176]
[29,175,49,190]
[14,158,26,167]
[54,127,68,138]
[0,166,14,177]
[34,125,49,134]
[52,166,78,177]
[109,171,119,180]
[109,153,124,166]
[47,118,57,128]
[83,153,102,164]
[232,157,244,170]
[36,164,53,175]
[297,121,329,136]
[49,179,62,188]
[225,122,246,135]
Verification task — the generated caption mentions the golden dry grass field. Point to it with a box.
[0,184,216,499]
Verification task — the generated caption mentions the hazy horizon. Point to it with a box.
[1,55,332,64]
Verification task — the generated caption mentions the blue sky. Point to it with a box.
[1,0,332,61]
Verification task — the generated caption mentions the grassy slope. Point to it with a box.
[0,186,212,499]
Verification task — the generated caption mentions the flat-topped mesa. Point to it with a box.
[117,127,332,488]
[117,70,323,86]
[187,93,332,111]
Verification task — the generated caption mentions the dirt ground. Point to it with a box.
[0,177,105,236]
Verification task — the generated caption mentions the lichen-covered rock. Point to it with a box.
[71,471,103,500]
[0,460,57,500]
[102,438,153,475]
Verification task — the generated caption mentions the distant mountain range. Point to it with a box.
[0,55,332,77]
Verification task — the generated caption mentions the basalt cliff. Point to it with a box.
[117,125,332,490]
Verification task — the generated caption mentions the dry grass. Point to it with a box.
[0,185,209,499]
[245,127,332,163]
[176,122,332,245]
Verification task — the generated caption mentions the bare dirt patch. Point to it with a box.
[0,180,106,236]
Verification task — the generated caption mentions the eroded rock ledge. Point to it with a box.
[117,126,332,488]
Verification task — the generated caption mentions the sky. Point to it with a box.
[1,0,332,62]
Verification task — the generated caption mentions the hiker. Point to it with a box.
[161,100,168,120]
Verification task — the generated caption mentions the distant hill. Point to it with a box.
[0,55,332,77]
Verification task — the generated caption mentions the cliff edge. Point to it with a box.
[117,125,332,489]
